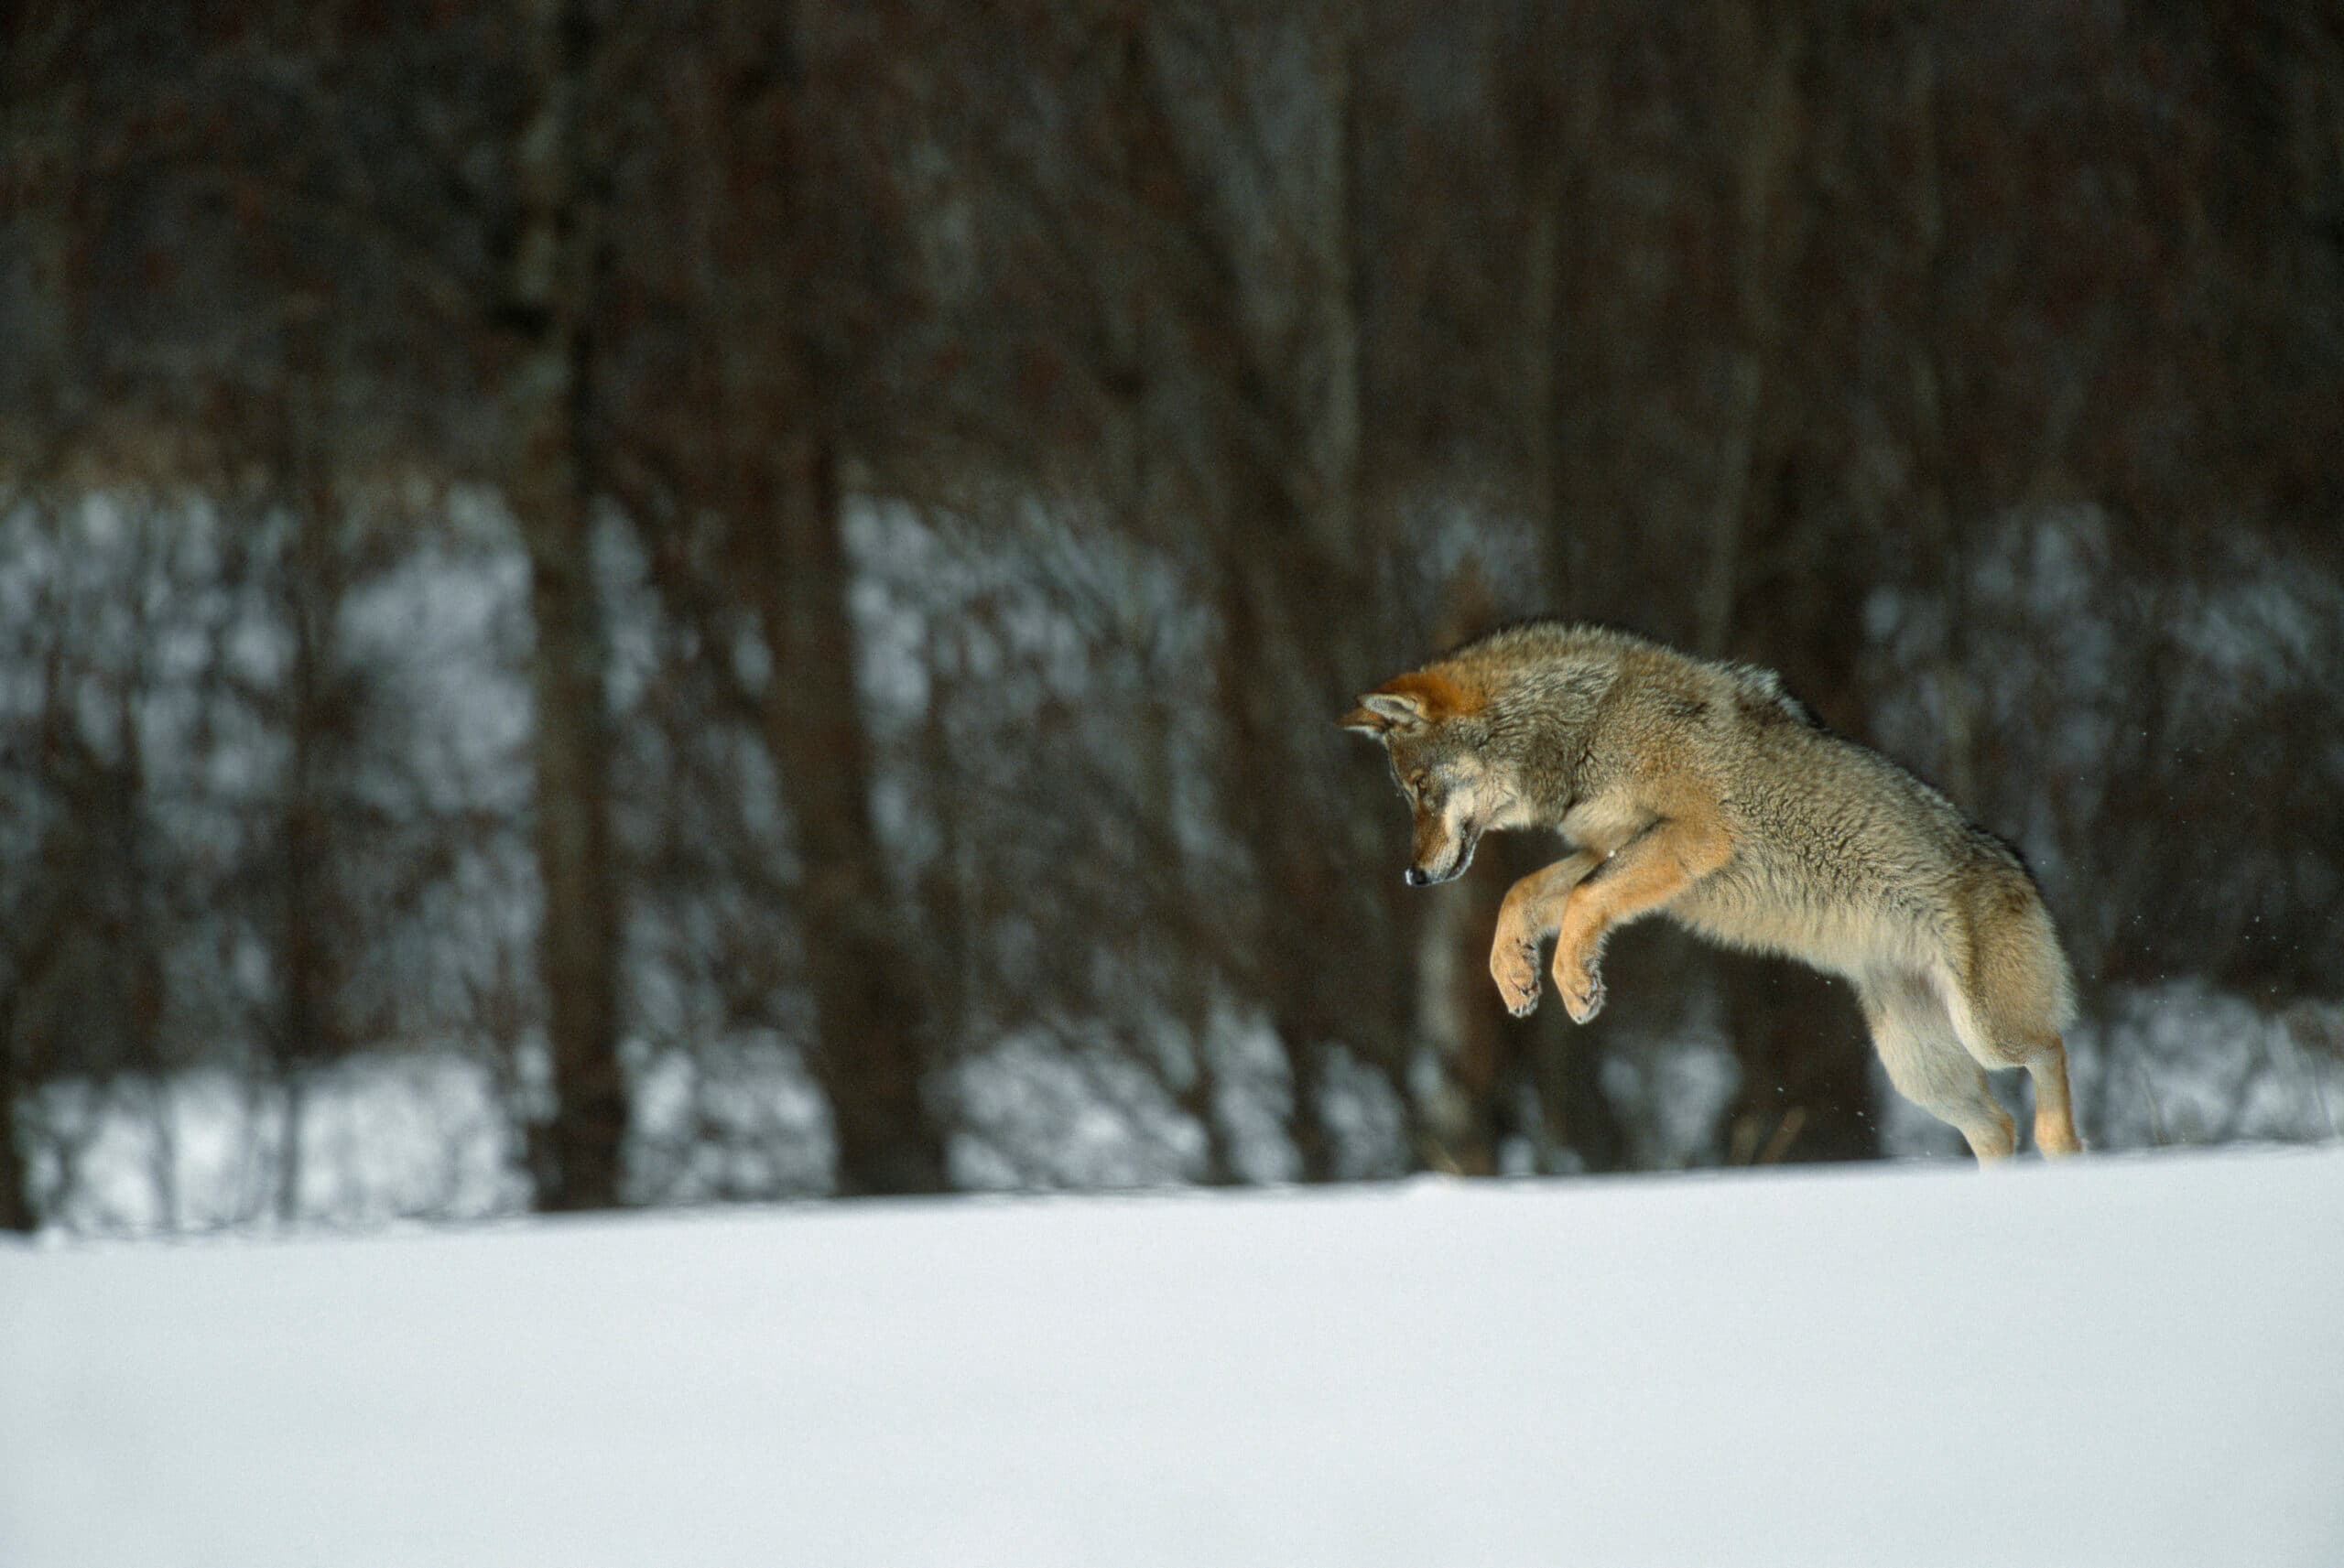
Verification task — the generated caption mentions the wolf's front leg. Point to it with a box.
[1549,813,1735,1024]
[1489,851,1601,1017]
[1549,935,1609,1025]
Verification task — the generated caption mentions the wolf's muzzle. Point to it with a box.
[1405,828,1478,887]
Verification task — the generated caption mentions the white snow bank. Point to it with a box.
[5,1149,2341,1568]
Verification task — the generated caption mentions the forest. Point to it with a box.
[5,0,2342,1232]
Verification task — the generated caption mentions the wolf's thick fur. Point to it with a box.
[1341,620,2081,1161]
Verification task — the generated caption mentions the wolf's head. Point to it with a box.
[1340,669,1524,886]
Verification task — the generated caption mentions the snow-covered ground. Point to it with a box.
[5,1148,2341,1568]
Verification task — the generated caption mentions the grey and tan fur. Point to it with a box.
[1340,620,2080,1161]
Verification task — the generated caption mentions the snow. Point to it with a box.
[6,1149,2343,1567]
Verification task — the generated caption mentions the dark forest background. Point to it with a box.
[5,0,2342,1232]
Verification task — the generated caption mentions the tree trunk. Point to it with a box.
[1722,958,1880,1164]
[1414,571,1525,1175]
[1904,17,1981,811]
[522,508,627,1210]
[1535,1000,1625,1173]
[1413,858,1521,1175]
[1211,553,1342,1182]
[0,993,30,1232]
[1198,23,1402,1183]
[276,501,331,1223]
[510,0,627,1212]
[750,437,950,1196]
[1704,6,1882,1165]
[1526,5,1608,615]
[1520,112,1632,1171]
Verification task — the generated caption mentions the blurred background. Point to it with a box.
[4,0,2341,1235]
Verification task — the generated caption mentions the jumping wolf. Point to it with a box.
[1340,620,2080,1160]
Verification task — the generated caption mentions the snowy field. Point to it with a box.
[5,1148,2342,1568]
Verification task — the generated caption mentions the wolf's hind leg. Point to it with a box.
[2023,1036,2083,1157]
[1937,966,2085,1157]
[1938,1076,2017,1162]
[1860,973,2017,1163]
[1939,877,2084,1156]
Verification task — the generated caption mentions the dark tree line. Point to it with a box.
[4,0,2342,1229]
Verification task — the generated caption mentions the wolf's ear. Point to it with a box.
[1339,690,1428,738]
[1339,671,1480,737]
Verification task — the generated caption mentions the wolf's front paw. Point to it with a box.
[1491,935,1542,1018]
[1552,954,1606,1024]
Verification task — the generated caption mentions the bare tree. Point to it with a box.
[494,0,630,1210]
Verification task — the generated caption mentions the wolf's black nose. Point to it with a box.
[1404,867,1427,886]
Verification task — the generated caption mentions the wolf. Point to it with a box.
[1340,620,2080,1161]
